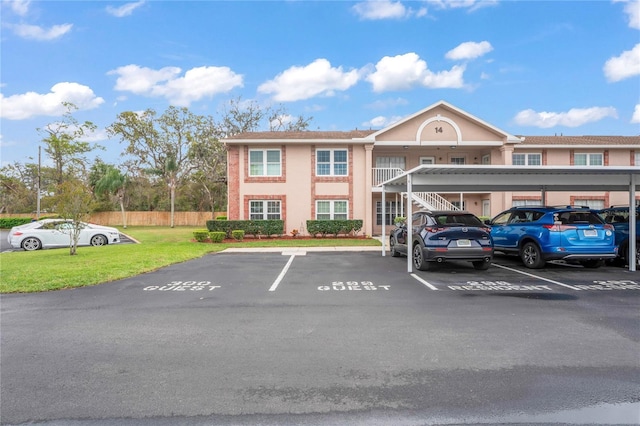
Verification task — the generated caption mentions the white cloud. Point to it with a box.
[446,41,493,60]
[258,59,360,102]
[108,64,243,106]
[366,52,465,92]
[0,82,104,120]
[106,0,145,17]
[604,43,640,82]
[362,115,403,128]
[513,106,618,128]
[4,0,31,16]
[352,0,426,20]
[8,22,72,40]
[427,0,498,12]
[614,0,640,29]
[632,104,640,124]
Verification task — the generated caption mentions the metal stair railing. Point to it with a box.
[403,192,459,211]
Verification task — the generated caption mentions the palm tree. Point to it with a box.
[95,166,128,228]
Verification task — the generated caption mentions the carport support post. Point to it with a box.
[381,185,386,257]
[407,173,413,273]
[630,174,637,272]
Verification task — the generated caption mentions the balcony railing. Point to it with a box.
[372,168,405,186]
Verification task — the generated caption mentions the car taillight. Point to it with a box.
[603,224,614,231]
[13,231,23,236]
[542,224,576,231]
[424,226,444,233]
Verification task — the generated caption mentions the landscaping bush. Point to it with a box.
[306,219,363,237]
[231,230,244,241]
[0,218,33,229]
[193,230,210,242]
[206,219,284,238]
[209,231,226,243]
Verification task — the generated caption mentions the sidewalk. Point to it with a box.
[222,236,386,253]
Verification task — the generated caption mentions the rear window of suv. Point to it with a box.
[555,211,603,225]
[434,214,483,227]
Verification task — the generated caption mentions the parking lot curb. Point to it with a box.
[221,246,384,253]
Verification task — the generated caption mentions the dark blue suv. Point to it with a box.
[597,206,640,267]
[487,206,617,269]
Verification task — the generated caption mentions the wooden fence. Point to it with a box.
[0,211,225,227]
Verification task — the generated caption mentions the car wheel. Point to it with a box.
[90,235,107,246]
[620,240,640,267]
[413,243,432,271]
[580,259,603,269]
[22,237,42,251]
[390,236,401,257]
[472,260,491,270]
[520,242,545,269]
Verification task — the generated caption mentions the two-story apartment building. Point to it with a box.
[224,100,639,237]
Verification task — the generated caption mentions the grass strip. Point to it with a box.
[1,226,380,293]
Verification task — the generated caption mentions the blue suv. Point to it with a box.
[487,206,617,269]
[597,206,640,267]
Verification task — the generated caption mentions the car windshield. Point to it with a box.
[434,214,483,227]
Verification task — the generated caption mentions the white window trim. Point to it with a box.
[574,152,603,166]
[249,200,281,220]
[420,156,435,165]
[316,149,348,176]
[249,149,282,177]
[513,152,542,166]
[316,200,349,220]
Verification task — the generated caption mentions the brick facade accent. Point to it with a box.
[310,146,353,218]
[227,145,240,219]
[243,195,287,229]
[244,145,287,183]
[570,194,610,207]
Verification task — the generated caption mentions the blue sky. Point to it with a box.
[1,0,639,166]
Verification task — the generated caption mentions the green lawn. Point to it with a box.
[0,227,380,293]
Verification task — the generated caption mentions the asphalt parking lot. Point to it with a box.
[2,249,639,425]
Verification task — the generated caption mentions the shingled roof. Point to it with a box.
[224,131,639,145]
[519,136,640,145]
[225,130,377,140]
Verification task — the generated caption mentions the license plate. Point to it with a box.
[456,239,471,247]
[583,229,598,237]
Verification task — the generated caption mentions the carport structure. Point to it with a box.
[380,165,640,272]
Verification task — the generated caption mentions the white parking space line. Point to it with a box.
[492,263,581,290]
[411,274,439,291]
[269,254,296,292]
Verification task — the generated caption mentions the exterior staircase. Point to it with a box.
[404,192,459,211]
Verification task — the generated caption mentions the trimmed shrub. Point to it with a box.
[0,218,36,229]
[193,230,210,242]
[206,219,284,238]
[209,231,226,243]
[231,230,245,241]
[306,219,363,237]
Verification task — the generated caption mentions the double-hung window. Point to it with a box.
[574,153,603,166]
[316,200,348,220]
[513,153,541,166]
[249,149,281,176]
[317,149,348,176]
[249,200,281,220]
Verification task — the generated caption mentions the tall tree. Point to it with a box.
[108,106,208,227]
[38,102,102,186]
[94,164,128,228]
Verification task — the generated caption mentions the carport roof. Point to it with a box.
[380,165,640,193]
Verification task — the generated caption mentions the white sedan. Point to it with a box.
[8,219,121,251]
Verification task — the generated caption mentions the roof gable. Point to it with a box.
[365,100,522,145]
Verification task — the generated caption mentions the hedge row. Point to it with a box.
[306,220,363,237]
[0,216,60,229]
[205,219,284,238]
